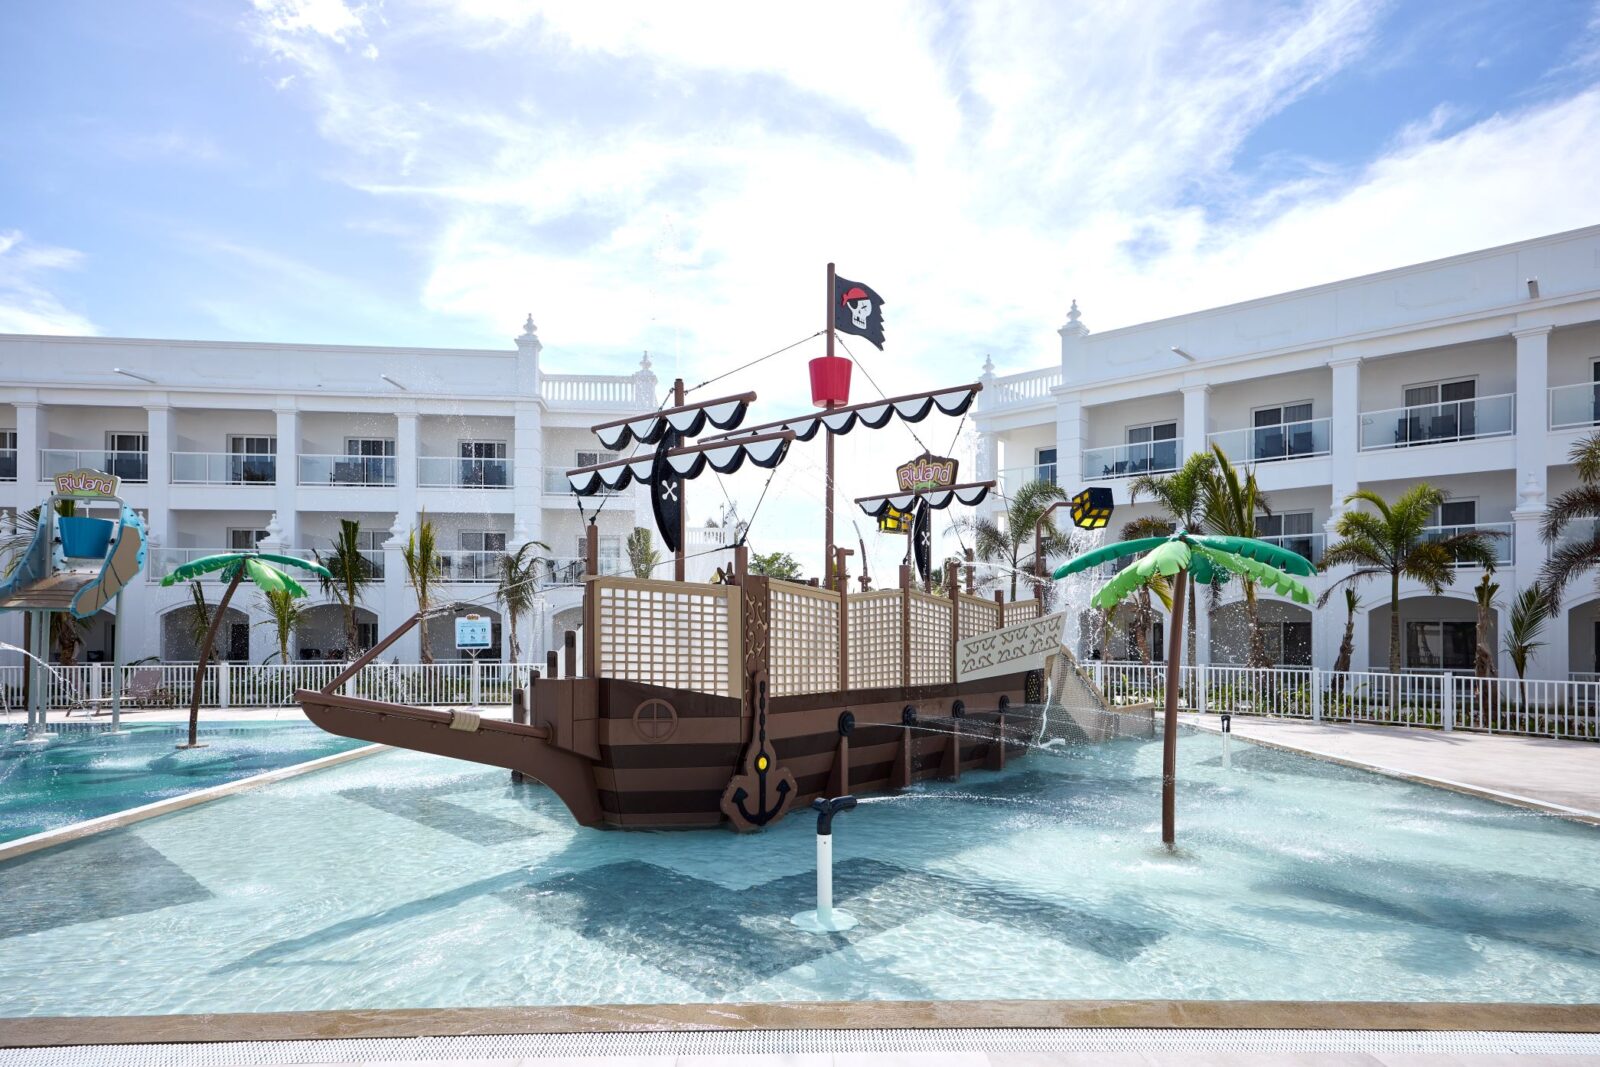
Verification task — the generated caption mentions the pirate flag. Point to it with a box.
[911,498,932,582]
[650,431,683,553]
[833,273,886,350]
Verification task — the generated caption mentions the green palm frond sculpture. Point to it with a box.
[1054,529,1314,848]
[162,550,332,748]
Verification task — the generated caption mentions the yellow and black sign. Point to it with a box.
[1071,486,1115,530]
[878,504,914,534]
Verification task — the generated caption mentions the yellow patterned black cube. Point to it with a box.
[1071,486,1114,530]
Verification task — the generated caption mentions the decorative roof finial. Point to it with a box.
[1060,298,1089,338]
[981,354,995,376]
[519,313,537,339]
[639,349,653,372]
[1067,299,1081,325]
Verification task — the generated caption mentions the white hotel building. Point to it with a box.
[973,224,1600,681]
[0,317,669,665]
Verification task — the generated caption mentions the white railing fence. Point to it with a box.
[1083,661,1599,739]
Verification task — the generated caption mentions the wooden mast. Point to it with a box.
[824,261,836,591]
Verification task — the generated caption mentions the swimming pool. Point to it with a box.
[0,726,1595,1016]
[0,722,370,843]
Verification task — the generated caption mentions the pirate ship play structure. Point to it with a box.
[299,266,1123,830]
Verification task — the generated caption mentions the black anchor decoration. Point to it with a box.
[719,671,796,831]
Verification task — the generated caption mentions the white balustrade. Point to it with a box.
[985,368,1062,407]
[541,374,641,406]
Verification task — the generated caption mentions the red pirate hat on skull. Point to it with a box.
[840,286,868,305]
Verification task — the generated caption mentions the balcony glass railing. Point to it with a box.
[1358,393,1514,450]
[542,555,627,585]
[170,452,277,485]
[41,449,149,483]
[996,463,1059,496]
[0,448,15,481]
[1255,532,1325,567]
[1082,440,1178,480]
[435,550,505,583]
[147,547,316,582]
[1549,382,1600,430]
[1208,418,1330,464]
[298,454,397,486]
[1422,522,1513,566]
[418,456,510,488]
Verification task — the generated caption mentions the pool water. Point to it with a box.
[0,722,369,843]
[0,727,1596,1016]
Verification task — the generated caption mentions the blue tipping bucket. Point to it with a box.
[58,515,114,559]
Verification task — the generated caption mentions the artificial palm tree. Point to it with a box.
[1118,516,1175,664]
[402,512,444,665]
[161,551,330,748]
[1199,444,1273,667]
[1129,451,1215,666]
[1539,433,1600,602]
[953,478,1070,600]
[257,587,304,664]
[627,526,661,580]
[495,540,549,669]
[314,518,374,658]
[1055,529,1315,847]
[1318,485,1500,675]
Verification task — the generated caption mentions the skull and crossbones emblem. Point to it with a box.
[841,286,873,330]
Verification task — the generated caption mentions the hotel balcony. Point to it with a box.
[417,456,510,489]
[171,451,278,485]
[297,454,397,487]
[543,465,622,497]
[1423,522,1514,566]
[1082,440,1179,480]
[41,448,149,483]
[1549,382,1600,431]
[146,546,383,582]
[1358,394,1515,451]
[0,448,15,481]
[996,463,1058,498]
[1207,418,1331,465]
[1256,532,1326,567]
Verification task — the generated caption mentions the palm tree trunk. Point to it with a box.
[1244,582,1265,668]
[343,601,358,658]
[1388,569,1401,675]
[1162,568,1187,849]
[183,568,243,748]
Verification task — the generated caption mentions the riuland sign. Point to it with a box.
[895,453,958,492]
[54,468,121,499]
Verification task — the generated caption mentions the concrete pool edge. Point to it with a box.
[1182,716,1600,825]
[0,742,388,863]
[2,1000,1598,1047]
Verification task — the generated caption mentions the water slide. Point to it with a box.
[0,506,146,618]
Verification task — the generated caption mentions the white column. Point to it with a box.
[15,401,40,487]
[1328,357,1361,509]
[512,400,542,547]
[144,403,172,548]
[395,411,419,522]
[383,517,421,662]
[1512,327,1552,620]
[273,406,299,549]
[1054,391,1084,489]
[1181,383,1210,461]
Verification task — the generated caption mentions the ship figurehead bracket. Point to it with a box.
[720,668,797,831]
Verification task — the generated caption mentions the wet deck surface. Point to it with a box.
[1183,714,1600,819]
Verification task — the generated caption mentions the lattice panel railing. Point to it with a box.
[768,580,841,697]
[594,578,738,696]
[1007,599,1042,622]
[959,594,1001,636]
[908,592,953,686]
[847,591,902,690]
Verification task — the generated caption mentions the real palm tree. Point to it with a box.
[1056,529,1314,847]
[160,551,330,747]
[953,478,1070,600]
[314,518,374,658]
[1503,585,1552,683]
[1199,444,1273,667]
[1332,588,1360,675]
[1318,484,1501,675]
[627,527,661,580]
[1129,451,1215,666]
[495,540,549,670]
[1473,568,1500,678]
[257,587,304,664]
[402,512,444,665]
[1539,433,1600,603]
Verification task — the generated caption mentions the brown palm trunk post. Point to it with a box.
[182,566,244,749]
[1161,568,1187,848]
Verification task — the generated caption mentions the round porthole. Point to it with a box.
[632,699,679,743]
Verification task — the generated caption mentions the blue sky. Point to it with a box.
[3,0,1599,570]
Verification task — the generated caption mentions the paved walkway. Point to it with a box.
[1183,713,1600,821]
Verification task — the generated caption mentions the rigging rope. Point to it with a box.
[684,330,824,394]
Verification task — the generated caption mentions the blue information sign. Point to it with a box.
[455,614,492,650]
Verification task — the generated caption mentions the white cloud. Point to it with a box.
[242,0,1600,574]
[0,231,95,336]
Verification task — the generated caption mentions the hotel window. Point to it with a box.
[1035,447,1057,485]
[1125,422,1177,473]
[1431,499,1476,529]
[1406,620,1476,671]
[227,528,268,551]
[573,534,623,575]
[0,429,15,480]
[1256,511,1316,562]
[342,438,395,485]
[1252,402,1314,460]
[458,440,508,486]
[1400,378,1476,443]
[460,530,508,553]
[105,432,148,481]
[1265,621,1312,666]
[227,434,277,483]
